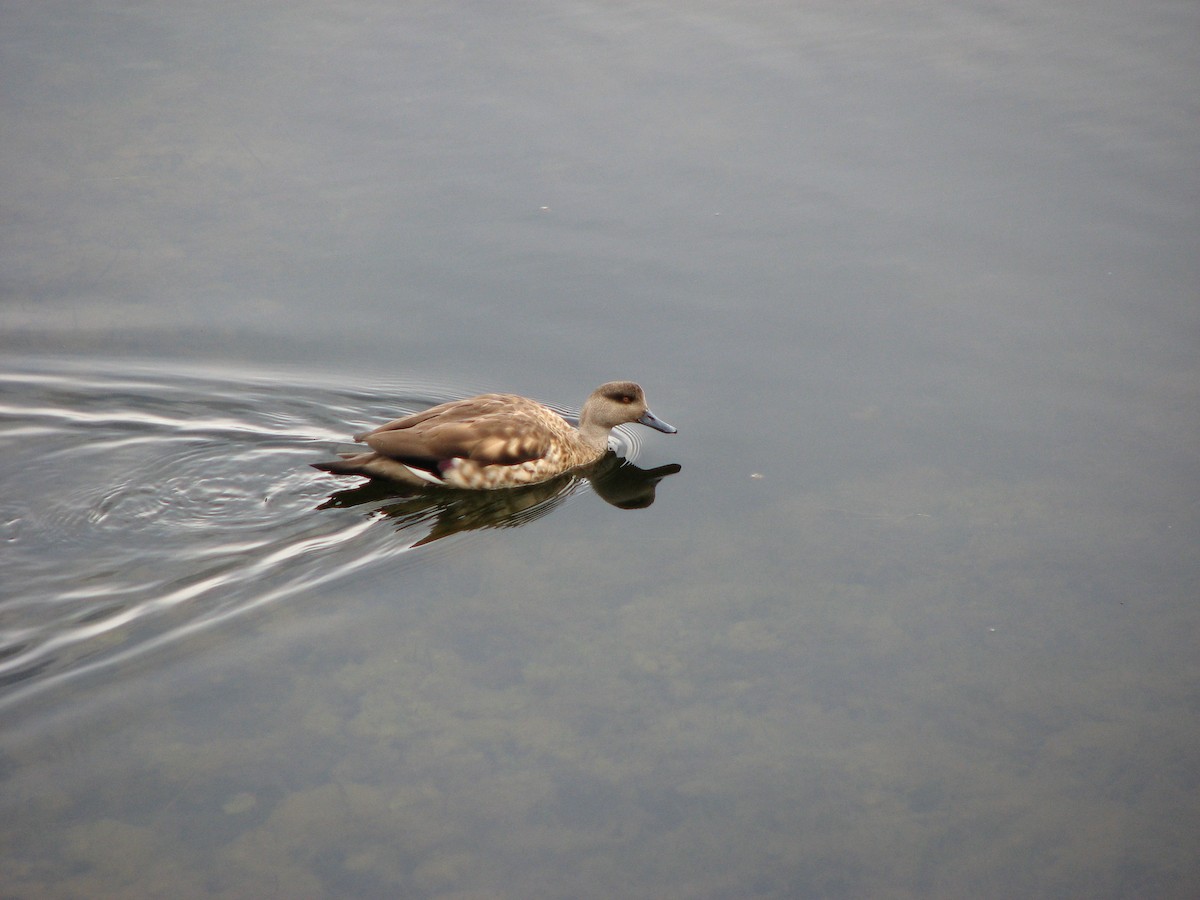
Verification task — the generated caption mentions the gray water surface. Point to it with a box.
[2,1,1198,897]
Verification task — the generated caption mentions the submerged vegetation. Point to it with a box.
[2,465,1194,898]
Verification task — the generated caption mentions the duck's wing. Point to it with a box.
[353,394,512,441]
[358,396,561,467]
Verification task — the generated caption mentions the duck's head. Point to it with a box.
[581,381,677,436]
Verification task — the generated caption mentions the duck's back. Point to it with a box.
[358,393,588,471]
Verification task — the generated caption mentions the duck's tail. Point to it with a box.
[311,452,444,486]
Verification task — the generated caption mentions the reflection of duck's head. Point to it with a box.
[312,381,675,489]
[586,457,683,510]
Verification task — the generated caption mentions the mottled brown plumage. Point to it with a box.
[313,381,675,489]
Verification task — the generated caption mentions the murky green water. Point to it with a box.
[2,1,1197,897]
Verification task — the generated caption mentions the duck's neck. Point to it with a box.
[576,415,612,452]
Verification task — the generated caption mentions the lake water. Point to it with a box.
[2,1,1197,897]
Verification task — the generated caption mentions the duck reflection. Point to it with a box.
[316,454,681,547]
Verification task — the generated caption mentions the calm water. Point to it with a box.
[2,1,1198,897]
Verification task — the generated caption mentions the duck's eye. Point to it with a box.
[619,394,634,404]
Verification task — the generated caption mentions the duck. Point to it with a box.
[312,381,676,489]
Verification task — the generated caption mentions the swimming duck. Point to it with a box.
[312,381,676,489]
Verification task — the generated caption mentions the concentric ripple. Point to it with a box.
[0,358,644,708]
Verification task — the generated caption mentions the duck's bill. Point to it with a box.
[638,409,677,434]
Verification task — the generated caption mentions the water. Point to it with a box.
[2,1,1198,897]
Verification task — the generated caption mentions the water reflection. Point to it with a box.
[317,455,682,546]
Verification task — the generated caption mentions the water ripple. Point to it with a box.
[0,358,656,709]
